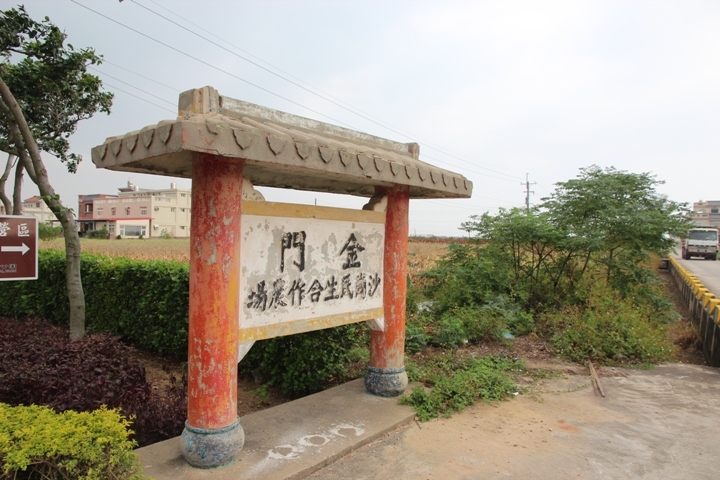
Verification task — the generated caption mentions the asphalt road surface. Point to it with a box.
[674,252,720,296]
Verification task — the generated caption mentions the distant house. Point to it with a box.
[21,196,58,225]
[690,200,720,228]
[0,196,59,225]
[78,181,192,238]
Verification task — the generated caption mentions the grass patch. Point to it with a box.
[400,354,522,421]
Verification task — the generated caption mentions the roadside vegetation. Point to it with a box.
[400,166,692,418]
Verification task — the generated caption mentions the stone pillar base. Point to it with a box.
[365,366,408,397]
[180,418,245,469]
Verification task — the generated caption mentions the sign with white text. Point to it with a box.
[0,216,38,281]
[239,202,385,342]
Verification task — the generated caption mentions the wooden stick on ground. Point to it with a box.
[588,361,606,397]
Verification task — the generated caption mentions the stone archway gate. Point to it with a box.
[92,86,472,468]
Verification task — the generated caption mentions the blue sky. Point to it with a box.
[9,0,720,235]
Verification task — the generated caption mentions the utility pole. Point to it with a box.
[522,173,536,214]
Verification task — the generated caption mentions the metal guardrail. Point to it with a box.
[668,256,720,367]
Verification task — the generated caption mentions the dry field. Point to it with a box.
[40,238,450,270]
[407,241,448,286]
[41,238,192,262]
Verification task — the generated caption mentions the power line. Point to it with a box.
[129,0,523,182]
[536,182,554,195]
[101,60,180,91]
[420,153,521,183]
[70,0,358,130]
[102,82,176,115]
[424,198,514,209]
[75,0,525,185]
[89,67,176,107]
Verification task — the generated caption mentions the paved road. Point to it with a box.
[673,253,720,295]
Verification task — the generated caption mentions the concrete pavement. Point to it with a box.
[135,378,416,479]
[137,363,720,480]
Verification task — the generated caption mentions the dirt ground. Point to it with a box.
[307,362,720,480]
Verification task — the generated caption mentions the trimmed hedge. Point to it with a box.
[0,251,363,397]
[0,403,146,479]
[0,250,189,358]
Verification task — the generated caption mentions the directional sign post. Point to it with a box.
[0,216,38,281]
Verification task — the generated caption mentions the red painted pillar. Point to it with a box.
[366,186,410,396]
[180,153,245,468]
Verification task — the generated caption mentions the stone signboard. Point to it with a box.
[239,202,385,347]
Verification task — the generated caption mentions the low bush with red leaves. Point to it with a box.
[0,317,186,447]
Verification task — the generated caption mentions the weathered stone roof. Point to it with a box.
[91,86,472,199]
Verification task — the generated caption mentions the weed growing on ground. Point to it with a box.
[400,355,522,421]
[539,286,674,365]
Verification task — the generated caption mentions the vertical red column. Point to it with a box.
[366,186,410,396]
[180,153,245,468]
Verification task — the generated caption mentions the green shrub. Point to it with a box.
[405,273,421,315]
[159,229,172,240]
[400,355,521,421]
[479,295,534,337]
[240,324,362,398]
[0,403,146,480]
[433,314,467,348]
[448,305,506,343]
[422,242,512,315]
[405,323,428,354]
[87,227,109,239]
[0,250,370,392]
[540,287,674,365]
[38,222,62,241]
[0,250,190,357]
[423,296,533,349]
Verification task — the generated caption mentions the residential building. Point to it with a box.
[0,196,58,224]
[690,200,720,228]
[21,196,58,225]
[78,181,192,238]
[78,193,118,233]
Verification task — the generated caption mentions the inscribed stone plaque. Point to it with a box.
[239,202,385,341]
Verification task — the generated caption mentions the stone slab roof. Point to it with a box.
[91,86,472,199]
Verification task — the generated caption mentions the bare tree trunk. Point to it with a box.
[0,77,85,340]
[12,160,22,215]
[0,153,13,213]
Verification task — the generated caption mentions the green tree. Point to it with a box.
[542,166,691,290]
[0,5,113,339]
[457,207,584,310]
[427,166,691,313]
